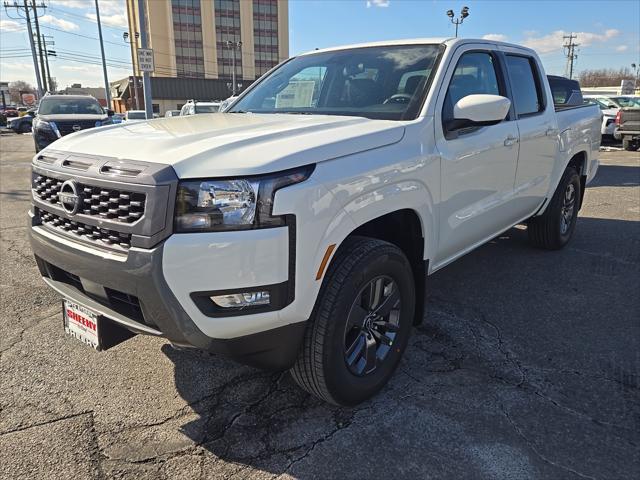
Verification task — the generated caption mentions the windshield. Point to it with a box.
[195,105,220,113]
[38,97,104,115]
[612,97,640,107]
[230,44,443,120]
[127,111,146,119]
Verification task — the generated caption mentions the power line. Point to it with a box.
[40,24,128,47]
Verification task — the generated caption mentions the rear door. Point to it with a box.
[433,45,520,265]
[501,49,558,212]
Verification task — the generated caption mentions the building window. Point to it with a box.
[215,0,242,80]
[253,0,279,78]
[172,0,205,78]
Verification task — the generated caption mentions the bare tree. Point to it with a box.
[8,80,35,104]
[578,67,634,87]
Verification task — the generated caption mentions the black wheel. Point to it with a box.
[622,137,638,151]
[290,236,415,406]
[528,166,581,250]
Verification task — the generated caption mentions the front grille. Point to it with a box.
[55,120,98,136]
[33,174,145,223]
[39,209,132,249]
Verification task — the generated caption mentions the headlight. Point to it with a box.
[35,119,61,137]
[174,165,314,232]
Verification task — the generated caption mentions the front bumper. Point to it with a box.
[29,222,306,370]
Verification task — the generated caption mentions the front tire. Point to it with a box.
[528,166,581,250]
[290,236,415,406]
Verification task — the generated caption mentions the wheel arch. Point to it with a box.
[323,208,428,326]
[566,150,587,210]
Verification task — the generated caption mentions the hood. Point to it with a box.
[38,113,109,122]
[601,108,618,118]
[45,113,406,178]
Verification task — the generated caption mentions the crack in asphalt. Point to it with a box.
[0,410,93,436]
[276,408,356,478]
[0,309,58,356]
[500,405,597,480]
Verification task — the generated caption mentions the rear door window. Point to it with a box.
[506,55,544,116]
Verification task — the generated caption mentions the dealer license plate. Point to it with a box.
[63,300,101,350]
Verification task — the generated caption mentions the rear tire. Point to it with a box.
[622,137,637,151]
[528,166,581,250]
[290,236,415,406]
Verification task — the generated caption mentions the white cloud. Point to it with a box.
[523,29,620,54]
[49,0,124,16]
[61,65,93,72]
[0,61,34,71]
[482,34,508,42]
[40,14,80,31]
[615,45,628,52]
[85,12,128,29]
[49,0,90,8]
[0,19,24,32]
[98,0,126,16]
[366,0,390,7]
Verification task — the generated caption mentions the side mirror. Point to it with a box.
[106,109,115,116]
[446,94,511,132]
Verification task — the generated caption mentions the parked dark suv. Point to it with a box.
[33,95,114,152]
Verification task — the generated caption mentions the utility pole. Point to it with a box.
[31,0,48,92]
[3,1,44,97]
[137,0,153,119]
[225,40,242,95]
[563,33,579,80]
[41,34,55,92]
[94,0,111,109]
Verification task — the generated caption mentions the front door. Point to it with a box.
[433,47,520,266]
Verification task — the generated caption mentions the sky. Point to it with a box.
[1,0,639,90]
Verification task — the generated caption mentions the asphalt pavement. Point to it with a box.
[0,132,638,479]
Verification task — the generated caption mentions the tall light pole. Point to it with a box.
[94,0,111,108]
[446,6,469,38]
[137,0,153,119]
[123,31,140,110]
[226,40,242,95]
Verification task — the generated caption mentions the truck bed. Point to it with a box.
[556,103,601,135]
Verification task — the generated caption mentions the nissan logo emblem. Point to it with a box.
[72,125,82,132]
[58,180,82,215]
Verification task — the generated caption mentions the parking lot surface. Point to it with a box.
[1,132,638,479]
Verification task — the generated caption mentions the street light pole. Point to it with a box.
[226,40,242,95]
[446,6,470,38]
[137,0,153,119]
[95,0,111,109]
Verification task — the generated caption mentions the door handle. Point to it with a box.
[504,136,518,147]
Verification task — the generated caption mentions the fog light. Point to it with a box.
[211,291,270,308]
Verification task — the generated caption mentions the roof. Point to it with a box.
[298,37,534,56]
[150,77,252,100]
[42,94,98,100]
[110,76,251,102]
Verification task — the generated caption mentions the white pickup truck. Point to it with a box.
[29,38,600,405]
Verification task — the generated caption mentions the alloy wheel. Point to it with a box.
[343,275,401,376]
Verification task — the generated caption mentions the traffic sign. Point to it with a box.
[137,48,155,73]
